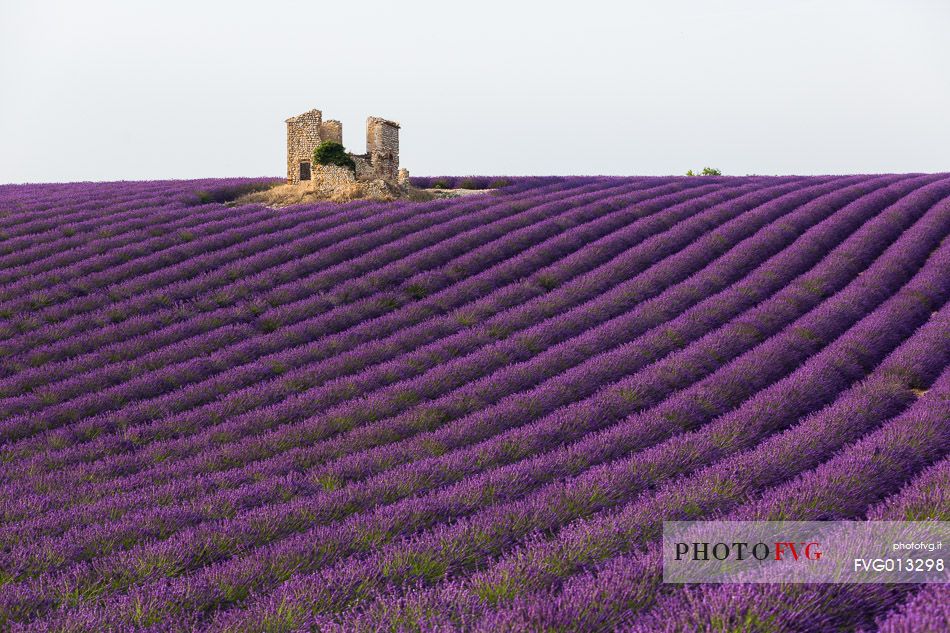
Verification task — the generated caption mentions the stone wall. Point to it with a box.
[311,164,356,185]
[319,120,343,144]
[352,155,375,181]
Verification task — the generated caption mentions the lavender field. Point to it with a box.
[0,174,947,632]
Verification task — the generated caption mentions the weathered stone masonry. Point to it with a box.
[286,108,401,184]
[366,116,400,181]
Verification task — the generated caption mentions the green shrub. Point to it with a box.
[686,167,723,176]
[313,141,356,171]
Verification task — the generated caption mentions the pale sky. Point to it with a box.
[1,0,948,183]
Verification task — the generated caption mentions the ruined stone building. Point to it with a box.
[286,108,401,184]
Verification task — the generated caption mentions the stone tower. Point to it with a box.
[366,117,400,181]
[285,109,343,184]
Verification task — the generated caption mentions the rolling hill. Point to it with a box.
[0,174,946,631]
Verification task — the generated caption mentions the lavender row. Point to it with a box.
[0,196,264,296]
[39,223,950,631]
[0,176,873,553]
[874,585,950,633]
[0,180,164,228]
[119,177,944,497]
[206,217,950,632]
[0,193,383,345]
[0,195,360,309]
[0,178,615,374]
[406,175,566,191]
[408,175,658,191]
[0,180,676,466]
[0,182,496,349]
[0,178,274,231]
[325,310,950,633]
[298,175,942,486]
[0,178,688,414]
[475,345,950,633]
[0,194,235,283]
[0,173,887,565]
[12,192,947,628]
[409,175,516,189]
[0,180,213,250]
[0,201,298,325]
[258,180,691,328]
[0,176,924,534]
[0,179,608,401]
[0,178,824,508]
[0,178,692,460]
[0,185,280,290]
[0,195,384,365]
[0,178,594,393]
[618,378,950,633]
[0,175,760,476]
[867,453,950,522]
[0,177,570,324]
[488,444,949,633]
[0,179,279,283]
[0,175,588,352]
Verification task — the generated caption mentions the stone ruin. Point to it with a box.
[285,108,408,186]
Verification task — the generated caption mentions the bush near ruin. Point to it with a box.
[313,141,356,171]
